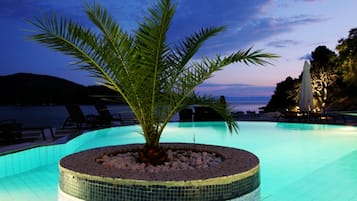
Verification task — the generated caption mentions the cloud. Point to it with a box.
[267,40,300,48]
[1,0,327,55]
[188,14,327,57]
[166,0,274,53]
[297,0,321,2]
[195,83,275,97]
[239,15,326,36]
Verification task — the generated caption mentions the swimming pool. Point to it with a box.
[1,121,357,201]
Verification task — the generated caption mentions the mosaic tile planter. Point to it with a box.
[59,143,260,201]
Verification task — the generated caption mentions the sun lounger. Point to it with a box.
[194,106,223,121]
[179,108,193,122]
[0,120,22,143]
[118,111,138,125]
[21,127,54,141]
[95,104,122,126]
[231,111,244,118]
[63,104,99,128]
[277,111,307,122]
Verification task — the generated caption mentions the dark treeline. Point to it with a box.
[0,73,124,105]
[264,27,357,112]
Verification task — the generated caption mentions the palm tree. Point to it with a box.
[28,0,277,165]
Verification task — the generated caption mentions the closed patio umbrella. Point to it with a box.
[299,61,314,112]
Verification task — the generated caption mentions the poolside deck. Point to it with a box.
[0,128,86,155]
[235,111,357,126]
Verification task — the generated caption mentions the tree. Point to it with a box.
[264,76,300,112]
[310,46,337,74]
[309,46,338,110]
[336,28,357,87]
[27,0,277,165]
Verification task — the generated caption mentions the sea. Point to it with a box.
[0,97,269,128]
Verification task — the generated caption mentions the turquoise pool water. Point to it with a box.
[1,121,357,201]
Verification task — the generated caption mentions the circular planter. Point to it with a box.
[58,143,260,201]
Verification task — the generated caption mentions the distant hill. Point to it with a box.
[0,73,123,105]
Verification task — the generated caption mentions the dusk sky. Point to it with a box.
[0,0,356,98]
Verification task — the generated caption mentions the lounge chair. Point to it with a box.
[179,108,193,122]
[277,110,307,122]
[63,104,99,129]
[95,104,122,126]
[231,111,244,118]
[246,111,257,116]
[0,120,22,143]
[119,111,139,125]
[194,106,223,121]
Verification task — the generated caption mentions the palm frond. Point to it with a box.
[161,26,226,98]
[181,93,238,133]
[224,48,279,66]
[172,26,226,67]
[27,13,139,116]
[27,15,112,82]
[84,2,135,76]
[157,48,277,128]
[84,2,145,119]
[133,0,176,123]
